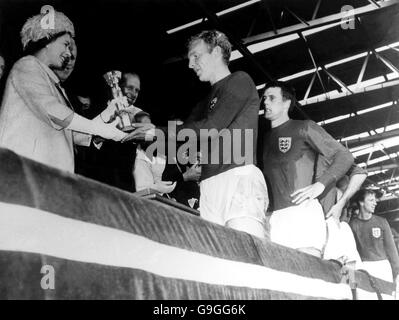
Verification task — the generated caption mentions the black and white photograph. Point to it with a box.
[0,0,398,304]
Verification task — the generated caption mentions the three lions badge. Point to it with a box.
[278,137,292,153]
[372,227,381,239]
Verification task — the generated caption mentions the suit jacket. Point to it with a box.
[0,55,90,172]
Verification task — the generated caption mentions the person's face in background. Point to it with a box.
[263,87,291,122]
[53,37,77,82]
[359,193,377,215]
[121,74,140,105]
[45,33,72,70]
[0,55,5,80]
[77,95,91,111]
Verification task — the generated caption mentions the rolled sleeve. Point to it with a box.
[347,164,368,177]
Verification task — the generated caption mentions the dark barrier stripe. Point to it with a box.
[0,148,394,296]
[0,251,326,300]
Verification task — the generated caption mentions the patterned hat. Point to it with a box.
[20,5,75,50]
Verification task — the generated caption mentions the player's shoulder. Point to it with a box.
[232,70,251,78]
[372,214,388,224]
[300,119,328,134]
[224,71,257,95]
[229,71,255,84]
[288,119,311,131]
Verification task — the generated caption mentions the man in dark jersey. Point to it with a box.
[122,30,268,238]
[261,81,354,257]
[350,189,399,294]
[318,161,367,221]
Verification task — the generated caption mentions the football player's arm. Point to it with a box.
[292,121,354,205]
[307,121,354,187]
[326,166,367,220]
[382,219,399,281]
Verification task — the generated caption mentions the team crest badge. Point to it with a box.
[372,227,381,238]
[209,97,218,110]
[278,137,292,153]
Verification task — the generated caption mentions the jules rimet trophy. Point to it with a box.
[103,70,134,131]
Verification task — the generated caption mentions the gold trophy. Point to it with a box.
[103,70,134,131]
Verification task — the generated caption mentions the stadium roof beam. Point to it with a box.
[284,6,309,26]
[374,51,399,74]
[166,0,261,34]
[346,128,399,148]
[357,52,370,86]
[298,32,328,96]
[164,0,399,65]
[300,78,399,106]
[368,0,381,8]
[321,66,354,94]
[303,72,317,100]
[367,164,399,173]
[379,145,399,167]
[312,0,322,20]
[383,101,398,133]
[261,0,278,35]
[243,0,399,46]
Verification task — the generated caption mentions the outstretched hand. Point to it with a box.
[101,118,128,142]
[121,123,156,143]
[291,182,325,205]
[154,181,177,194]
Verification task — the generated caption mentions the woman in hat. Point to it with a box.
[0,6,126,173]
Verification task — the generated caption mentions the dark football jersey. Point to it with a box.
[262,119,353,211]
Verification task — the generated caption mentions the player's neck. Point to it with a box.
[271,115,290,128]
[358,210,372,220]
[210,65,231,85]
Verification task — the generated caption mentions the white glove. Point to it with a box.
[154,181,176,194]
[121,123,156,143]
[67,113,127,142]
[96,118,128,142]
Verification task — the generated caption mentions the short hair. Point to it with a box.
[351,188,376,207]
[263,80,297,112]
[121,72,140,87]
[187,30,232,65]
